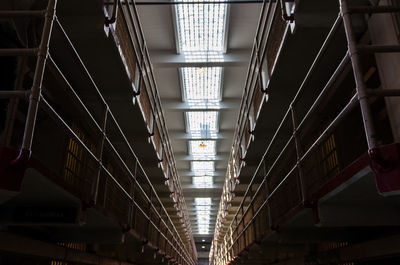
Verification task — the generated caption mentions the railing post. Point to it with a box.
[20,0,57,153]
[2,58,28,147]
[92,106,109,204]
[146,187,153,242]
[290,105,306,203]
[340,0,378,149]
[131,159,138,230]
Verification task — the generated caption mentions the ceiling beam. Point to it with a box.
[169,129,234,140]
[178,170,226,177]
[150,49,251,68]
[174,152,229,161]
[162,98,241,111]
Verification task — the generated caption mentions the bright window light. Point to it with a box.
[175,0,227,54]
[193,176,213,188]
[183,51,224,63]
[189,140,216,158]
[181,67,222,103]
[195,197,212,205]
[192,161,214,173]
[198,228,209,234]
[186,111,218,134]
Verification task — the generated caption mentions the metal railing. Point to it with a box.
[108,0,196,256]
[0,0,195,264]
[211,0,289,258]
[210,0,400,264]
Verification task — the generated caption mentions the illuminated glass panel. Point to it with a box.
[186,111,218,134]
[195,197,212,206]
[181,67,222,103]
[193,176,213,188]
[189,140,216,158]
[175,0,227,53]
[191,161,214,173]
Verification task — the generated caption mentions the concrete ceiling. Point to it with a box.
[136,0,261,238]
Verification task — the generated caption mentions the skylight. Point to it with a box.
[189,140,216,159]
[195,197,212,234]
[195,198,212,205]
[191,161,214,173]
[175,0,227,53]
[181,67,222,103]
[193,176,213,188]
[186,111,218,134]
[174,0,228,236]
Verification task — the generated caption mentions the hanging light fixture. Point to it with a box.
[199,141,207,148]
[197,67,206,74]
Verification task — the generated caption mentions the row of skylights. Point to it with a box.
[195,198,212,234]
[175,0,228,235]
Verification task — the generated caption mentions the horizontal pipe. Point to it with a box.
[0,48,38,56]
[366,88,400,97]
[347,5,400,14]
[357,44,400,53]
[0,10,45,18]
[0,90,30,99]
[135,0,263,4]
[106,0,270,5]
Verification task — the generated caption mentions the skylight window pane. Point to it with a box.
[186,111,218,134]
[181,67,222,103]
[189,141,216,158]
[192,161,214,172]
[175,0,227,53]
[193,176,213,188]
[195,198,212,205]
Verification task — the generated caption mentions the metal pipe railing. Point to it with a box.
[213,0,400,262]
[211,8,351,263]
[214,11,344,250]
[52,15,195,264]
[0,1,194,263]
[115,1,195,256]
[212,1,282,246]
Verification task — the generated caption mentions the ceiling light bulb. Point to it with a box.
[198,67,206,74]
[199,142,207,148]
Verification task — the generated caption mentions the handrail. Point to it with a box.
[115,1,195,255]
[211,9,347,263]
[6,11,195,265]
[228,14,345,240]
[211,0,283,254]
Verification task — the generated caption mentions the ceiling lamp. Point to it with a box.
[199,141,207,148]
[198,67,206,74]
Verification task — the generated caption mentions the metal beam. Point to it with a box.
[169,130,234,140]
[175,152,229,161]
[162,98,241,111]
[135,0,263,5]
[149,49,251,68]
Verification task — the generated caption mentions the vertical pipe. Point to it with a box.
[92,107,109,204]
[3,58,28,147]
[341,0,378,149]
[290,105,306,202]
[18,0,57,157]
